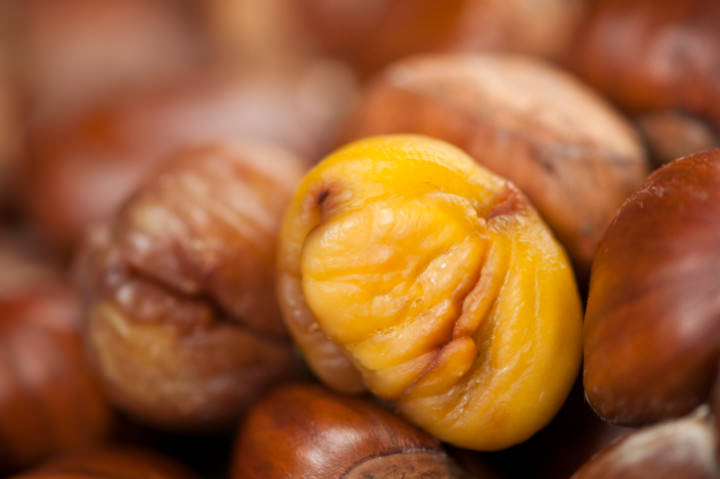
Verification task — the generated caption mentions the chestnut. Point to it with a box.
[568,0,720,165]
[25,63,356,249]
[571,409,718,479]
[12,0,203,123]
[295,0,589,75]
[277,135,582,450]
[344,53,648,275]
[0,281,111,472]
[11,446,196,479]
[232,383,462,478]
[584,150,720,425]
[76,142,306,430]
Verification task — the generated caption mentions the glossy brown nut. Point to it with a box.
[12,0,203,123]
[296,0,588,75]
[571,411,718,479]
[344,53,648,275]
[584,150,720,425]
[0,281,111,472]
[11,446,196,479]
[76,142,305,430]
[232,384,462,479]
[568,0,720,164]
[25,64,356,249]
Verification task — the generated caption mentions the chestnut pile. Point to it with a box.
[1,1,719,478]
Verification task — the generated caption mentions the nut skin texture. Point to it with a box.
[568,0,720,164]
[11,446,197,479]
[25,63,357,249]
[232,384,461,479]
[584,150,720,426]
[0,281,111,472]
[571,412,718,479]
[76,143,305,430]
[277,135,583,450]
[344,54,648,277]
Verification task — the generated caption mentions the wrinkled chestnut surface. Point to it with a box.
[344,54,648,276]
[568,0,720,163]
[585,150,720,425]
[77,143,305,430]
[25,63,357,248]
[12,446,197,479]
[571,411,718,479]
[0,281,111,472]
[296,0,588,75]
[277,135,582,450]
[233,384,461,478]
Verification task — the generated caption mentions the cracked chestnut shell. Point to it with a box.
[232,384,461,479]
[344,53,648,276]
[584,150,720,425]
[12,446,196,479]
[0,281,111,472]
[277,135,583,450]
[571,411,718,479]
[76,142,305,430]
[25,62,357,249]
[568,0,720,165]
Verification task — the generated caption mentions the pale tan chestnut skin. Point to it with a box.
[76,142,305,430]
[233,384,462,478]
[11,446,197,479]
[344,53,648,276]
[584,150,720,426]
[25,64,356,249]
[571,410,718,479]
[277,135,582,450]
[0,281,111,473]
[568,0,720,165]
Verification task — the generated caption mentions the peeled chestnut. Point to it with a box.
[571,410,718,479]
[568,0,720,165]
[584,150,720,426]
[12,446,196,479]
[295,0,588,75]
[0,281,111,472]
[233,384,461,478]
[344,53,648,275]
[25,63,356,249]
[12,0,203,123]
[76,142,305,430]
[277,135,582,450]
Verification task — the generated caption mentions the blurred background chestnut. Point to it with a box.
[233,383,462,478]
[568,0,720,165]
[0,280,111,473]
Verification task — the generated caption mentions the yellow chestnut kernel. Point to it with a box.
[277,135,582,450]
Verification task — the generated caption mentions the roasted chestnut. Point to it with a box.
[584,150,720,425]
[0,281,111,472]
[344,53,648,275]
[25,63,356,249]
[568,0,720,165]
[11,446,196,479]
[277,135,582,450]
[76,142,305,430]
[233,383,462,478]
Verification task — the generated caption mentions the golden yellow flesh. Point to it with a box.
[278,135,582,450]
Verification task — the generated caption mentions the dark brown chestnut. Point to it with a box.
[25,64,356,249]
[11,446,196,479]
[0,281,111,472]
[568,0,720,165]
[584,150,720,426]
[571,410,718,479]
[344,53,648,275]
[232,383,462,479]
[76,142,306,430]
